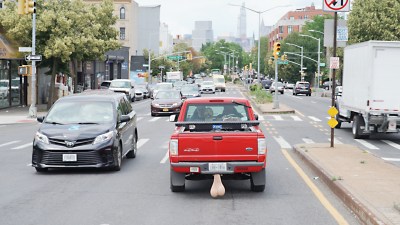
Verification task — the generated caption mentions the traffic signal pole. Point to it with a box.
[28,0,37,118]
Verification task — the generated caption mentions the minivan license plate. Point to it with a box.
[63,154,77,162]
[163,108,169,112]
[209,163,227,172]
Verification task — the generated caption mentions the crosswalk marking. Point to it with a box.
[273,115,283,121]
[160,151,169,164]
[12,143,32,150]
[354,139,379,150]
[329,138,343,144]
[137,138,149,149]
[273,136,291,149]
[149,117,160,122]
[291,116,302,121]
[302,138,315,144]
[382,140,400,150]
[0,140,21,148]
[308,116,322,122]
[382,157,400,162]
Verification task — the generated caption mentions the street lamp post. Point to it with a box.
[300,34,321,92]
[287,43,304,80]
[229,4,290,84]
[309,30,324,88]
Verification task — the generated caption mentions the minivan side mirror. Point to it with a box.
[37,116,45,123]
[120,115,130,123]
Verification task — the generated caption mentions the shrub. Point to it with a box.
[250,86,273,104]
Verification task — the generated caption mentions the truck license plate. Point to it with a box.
[209,163,227,172]
[163,108,169,112]
[62,154,77,162]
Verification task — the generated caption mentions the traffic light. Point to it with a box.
[18,65,32,76]
[18,0,26,15]
[24,0,36,14]
[281,55,285,61]
[284,54,288,60]
[273,42,281,59]
[186,52,192,60]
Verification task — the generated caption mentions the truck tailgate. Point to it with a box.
[177,132,259,162]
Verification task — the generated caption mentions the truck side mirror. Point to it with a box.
[254,114,259,120]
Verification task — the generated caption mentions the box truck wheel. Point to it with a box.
[352,115,369,139]
[335,105,342,129]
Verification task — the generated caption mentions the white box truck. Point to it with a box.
[166,71,183,83]
[336,41,400,139]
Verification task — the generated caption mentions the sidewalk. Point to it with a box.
[0,105,47,125]
[293,144,400,225]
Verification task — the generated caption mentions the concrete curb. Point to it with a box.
[292,145,383,225]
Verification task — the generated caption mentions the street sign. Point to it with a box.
[320,63,326,67]
[330,57,340,69]
[25,54,42,61]
[167,55,183,60]
[327,118,339,128]
[277,60,288,65]
[158,66,165,69]
[337,26,348,41]
[19,47,32,52]
[143,64,149,67]
[323,0,350,12]
[327,106,339,117]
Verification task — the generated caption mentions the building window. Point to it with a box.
[279,26,284,34]
[290,16,294,20]
[120,27,125,40]
[304,15,309,19]
[288,26,293,34]
[120,7,125,19]
[299,16,302,19]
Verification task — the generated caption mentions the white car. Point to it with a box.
[134,89,144,101]
[109,79,136,102]
[200,81,216,94]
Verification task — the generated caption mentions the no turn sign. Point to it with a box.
[323,0,350,12]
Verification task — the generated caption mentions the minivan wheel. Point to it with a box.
[126,133,137,158]
[114,144,122,171]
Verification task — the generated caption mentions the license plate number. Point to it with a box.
[163,108,169,112]
[62,154,77,162]
[209,163,227,172]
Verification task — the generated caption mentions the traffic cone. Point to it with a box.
[210,174,225,198]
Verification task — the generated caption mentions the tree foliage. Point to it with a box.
[348,0,400,43]
[201,40,244,73]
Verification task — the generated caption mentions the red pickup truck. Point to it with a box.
[169,97,267,192]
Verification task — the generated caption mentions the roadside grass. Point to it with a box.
[249,84,273,104]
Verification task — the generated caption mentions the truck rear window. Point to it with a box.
[184,103,249,122]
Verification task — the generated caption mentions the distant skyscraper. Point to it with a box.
[192,21,214,51]
[237,2,247,39]
[137,5,161,55]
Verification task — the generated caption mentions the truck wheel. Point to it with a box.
[250,168,266,192]
[335,112,342,129]
[170,169,185,192]
[352,115,369,139]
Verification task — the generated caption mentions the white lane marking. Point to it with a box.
[302,138,315,144]
[329,138,343,144]
[273,115,283,121]
[137,117,143,121]
[137,138,149,149]
[382,157,400,162]
[311,101,317,104]
[0,140,21,148]
[354,139,379,150]
[12,143,32,150]
[291,95,302,100]
[382,140,400,150]
[291,116,302,121]
[273,136,292,149]
[160,150,169,164]
[326,117,331,120]
[296,111,305,117]
[149,117,160,122]
[308,116,322,122]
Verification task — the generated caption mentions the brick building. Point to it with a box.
[268,4,334,49]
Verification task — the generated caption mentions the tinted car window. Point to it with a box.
[46,101,114,124]
[185,104,249,121]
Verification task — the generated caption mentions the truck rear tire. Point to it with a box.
[352,115,369,139]
[170,169,185,192]
[250,168,266,192]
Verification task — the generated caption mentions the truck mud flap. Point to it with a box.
[250,168,266,186]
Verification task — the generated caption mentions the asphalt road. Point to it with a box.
[0,85,362,225]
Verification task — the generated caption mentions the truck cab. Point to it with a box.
[169,97,267,192]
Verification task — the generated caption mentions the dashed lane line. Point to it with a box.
[148,117,161,122]
[382,140,400,150]
[291,116,302,121]
[382,157,400,162]
[302,138,315,144]
[160,150,169,164]
[273,115,283,121]
[12,143,32,150]
[137,138,149,149]
[354,139,379,150]
[273,136,291,149]
[308,116,322,122]
[0,140,21,148]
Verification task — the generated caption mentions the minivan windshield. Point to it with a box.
[45,101,114,124]
[110,81,131,88]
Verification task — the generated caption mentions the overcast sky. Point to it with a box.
[135,0,322,38]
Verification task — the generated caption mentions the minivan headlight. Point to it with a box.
[93,131,114,145]
[35,132,49,144]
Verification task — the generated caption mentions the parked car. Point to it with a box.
[293,81,311,96]
[180,84,201,98]
[100,80,112,89]
[151,82,173,98]
[32,90,138,172]
[270,82,284,94]
[168,97,267,192]
[136,84,149,99]
[200,80,216,94]
[151,90,184,117]
[109,79,136,102]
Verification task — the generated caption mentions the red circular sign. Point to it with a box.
[324,0,349,10]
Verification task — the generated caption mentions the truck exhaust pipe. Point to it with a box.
[210,174,225,198]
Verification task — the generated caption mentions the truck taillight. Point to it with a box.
[258,138,266,155]
[169,140,178,156]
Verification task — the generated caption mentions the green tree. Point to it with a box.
[348,0,400,43]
